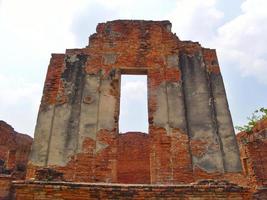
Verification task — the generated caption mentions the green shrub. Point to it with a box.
[235,107,267,133]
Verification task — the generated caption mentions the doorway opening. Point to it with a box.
[117,74,150,184]
[119,75,148,134]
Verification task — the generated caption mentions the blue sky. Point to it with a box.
[0,0,266,136]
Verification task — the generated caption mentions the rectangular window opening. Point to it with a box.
[119,75,148,134]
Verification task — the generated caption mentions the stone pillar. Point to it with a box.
[30,54,65,167]
[148,54,192,183]
[47,54,88,167]
[203,49,242,172]
[180,50,225,173]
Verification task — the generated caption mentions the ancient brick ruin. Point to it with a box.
[1,20,266,199]
[0,121,32,199]
[237,118,267,199]
[28,20,243,184]
[0,121,32,177]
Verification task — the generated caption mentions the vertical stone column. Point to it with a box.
[203,49,242,172]
[47,54,87,167]
[165,54,193,183]
[94,69,120,182]
[75,74,101,181]
[180,51,225,173]
[148,54,193,183]
[29,54,65,168]
[148,67,170,183]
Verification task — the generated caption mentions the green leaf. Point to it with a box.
[235,107,267,133]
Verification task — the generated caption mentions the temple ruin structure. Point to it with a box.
[3,20,266,199]
[28,20,243,184]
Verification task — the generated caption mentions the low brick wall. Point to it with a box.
[13,180,252,200]
[117,132,150,184]
[253,187,267,199]
[237,121,267,188]
[0,174,12,200]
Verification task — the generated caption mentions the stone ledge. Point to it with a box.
[0,174,12,178]
[12,180,253,200]
[13,179,249,192]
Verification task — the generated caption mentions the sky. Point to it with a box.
[0,0,266,136]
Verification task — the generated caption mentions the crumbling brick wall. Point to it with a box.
[237,118,267,189]
[28,20,243,184]
[0,121,32,178]
[0,175,12,200]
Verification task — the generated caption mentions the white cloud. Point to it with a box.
[71,1,120,46]
[121,80,147,101]
[97,0,174,20]
[97,0,135,10]
[215,0,267,84]
[0,74,42,136]
[168,0,224,42]
[0,75,40,105]
[167,0,267,85]
[120,77,147,116]
[0,0,85,55]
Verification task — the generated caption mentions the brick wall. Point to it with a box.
[117,132,150,184]
[237,118,267,189]
[0,121,32,178]
[0,175,12,200]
